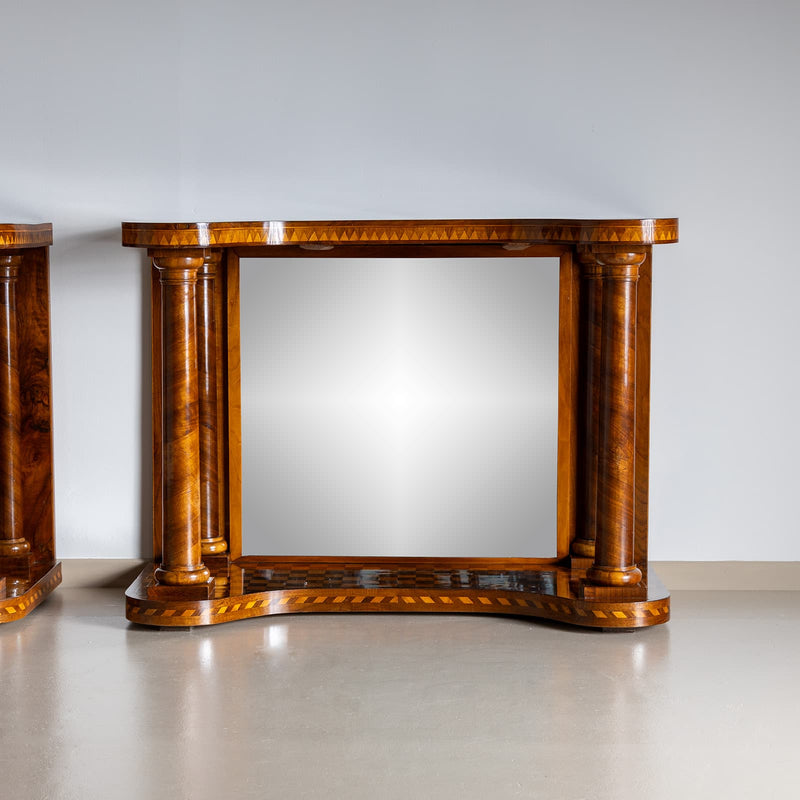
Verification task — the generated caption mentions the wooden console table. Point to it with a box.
[122,218,678,629]
[0,224,61,622]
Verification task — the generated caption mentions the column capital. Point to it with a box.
[197,250,223,279]
[0,253,24,279]
[577,246,648,278]
[151,250,207,275]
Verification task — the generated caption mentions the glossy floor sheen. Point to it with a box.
[1,590,798,799]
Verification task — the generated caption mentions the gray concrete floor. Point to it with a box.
[1,589,798,799]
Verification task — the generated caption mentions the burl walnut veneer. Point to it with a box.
[0,224,61,622]
[122,218,678,629]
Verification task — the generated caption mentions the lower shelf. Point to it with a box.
[0,561,62,623]
[125,557,670,630]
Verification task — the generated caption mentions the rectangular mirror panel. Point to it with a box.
[240,257,559,557]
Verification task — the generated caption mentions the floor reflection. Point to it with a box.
[22,588,800,799]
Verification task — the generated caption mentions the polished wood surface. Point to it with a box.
[122,218,678,249]
[123,218,678,629]
[556,251,580,561]
[126,558,669,629]
[0,224,53,249]
[584,247,645,587]
[151,253,211,595]
[0,224,60,622]
[634,253,653,566]
[0,562,61,622]
[0,255,27,557]
[223,252,242,560]
[571,251,603,559]
[196,252,227,557]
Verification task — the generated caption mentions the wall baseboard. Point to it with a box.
[652,561,800,591]
[56,559,800,591]
[59,559,148,588]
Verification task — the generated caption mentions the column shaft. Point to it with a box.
[583,248,646,587]
[572,260,602,559]
[197,252,226,555]
[153,253,210,586]
[0,255,27,557]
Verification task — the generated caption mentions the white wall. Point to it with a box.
[1,0,798,560]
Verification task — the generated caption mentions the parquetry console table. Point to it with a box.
[122,218,678,629]
[0,224,61,623]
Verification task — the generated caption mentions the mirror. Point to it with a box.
[240,257,559,557]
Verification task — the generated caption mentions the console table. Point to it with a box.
[0,224,61,623]
[122,218,678,629]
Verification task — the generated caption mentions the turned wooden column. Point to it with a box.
[196,251,227,556]
[0,254,27,557]
[581,247,646,587]
[571,255,603,559]
[153,252,210,587]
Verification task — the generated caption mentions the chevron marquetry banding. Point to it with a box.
[0,563,62,622]
[122,219,678,250]
[0,224,53,249]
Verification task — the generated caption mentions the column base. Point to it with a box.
[570,556,594,571]
[586,564,643,587]
[203,553,230,572]
[570,538,595,558]
[146,578,215,601]
[0,538,31,557]
[0,551,33,577]
[578,582,647,601]
[201,537,228,555]
[154,564,211,586]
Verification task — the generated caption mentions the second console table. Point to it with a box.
[122,218,678,629]
[0,223,61,622]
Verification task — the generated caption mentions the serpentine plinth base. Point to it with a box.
[125,558,669,630]
[0,562,62,623]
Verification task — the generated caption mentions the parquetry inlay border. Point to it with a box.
[126,564,670,629]
[0,563,62,622]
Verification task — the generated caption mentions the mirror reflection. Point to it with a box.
[241,257,559,557]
